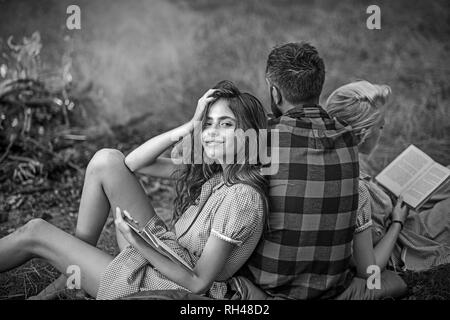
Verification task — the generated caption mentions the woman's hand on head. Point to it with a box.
[191,89,217,124]
[391,196,410,223]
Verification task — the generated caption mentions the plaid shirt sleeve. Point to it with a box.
[242,106,359,299]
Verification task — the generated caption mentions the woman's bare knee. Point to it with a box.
[86,148,125,176]
[17,218,48,253]
[19,218,47,236]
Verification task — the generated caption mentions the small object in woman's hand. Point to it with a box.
[123,209,139,225]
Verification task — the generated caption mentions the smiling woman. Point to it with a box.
[0,80,270,300]
[172,81,269,220]
[96,81,270,300]
[201,99,237,162]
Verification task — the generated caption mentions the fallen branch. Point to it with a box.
[62,134,87,141]
[0,136,15,163]
[13,186,52,195]
[7,155,37,163]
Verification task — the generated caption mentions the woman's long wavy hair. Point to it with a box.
[172,80,269,223]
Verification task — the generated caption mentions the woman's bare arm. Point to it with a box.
[124,122,193,176]
[352,228,376,278]
[114,197,233,294]
[353,199,409,277]
[372,222,402,268]
[124,89,217,178]
[353,221,403,278]
[131,233,233,294]
[133,157,179,179]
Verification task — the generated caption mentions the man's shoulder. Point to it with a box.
[268,113,338,129]
[267,116,280,128]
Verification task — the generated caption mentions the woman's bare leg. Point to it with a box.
[31,148,157,299]
[0,218,113,298]
[76,148,157,244]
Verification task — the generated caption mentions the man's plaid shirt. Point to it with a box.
[242,105,359,299]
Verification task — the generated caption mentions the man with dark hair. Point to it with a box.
[265,42,326,112]
[240,42,360,299]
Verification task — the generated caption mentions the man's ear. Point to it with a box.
[271,86,282,105]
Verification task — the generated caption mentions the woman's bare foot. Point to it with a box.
[27,274,67,300]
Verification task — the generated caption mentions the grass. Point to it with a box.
[403,264,450,300]
[0,0,449,299]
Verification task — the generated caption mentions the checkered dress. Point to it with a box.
[96,174,265,300]
[241,105,359,299]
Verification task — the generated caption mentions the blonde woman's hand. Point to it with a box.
[191,89,217,124]
[391,196,410,224]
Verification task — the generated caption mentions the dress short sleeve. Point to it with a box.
[355,181,373,234]
[211,184,265,246]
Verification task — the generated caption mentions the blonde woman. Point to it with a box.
[325,80,450,279]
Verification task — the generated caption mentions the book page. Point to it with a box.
[402,162,450,208]
[125,220,160,249]
[125,220,194,272]
[376,145,433,196]
[142,229,194,272]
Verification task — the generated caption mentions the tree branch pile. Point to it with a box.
[0,32,99,187]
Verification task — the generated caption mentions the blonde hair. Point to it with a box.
[325,80,391,143]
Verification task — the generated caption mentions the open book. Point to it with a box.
[375,145,450,209]
[124,218,194,273]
